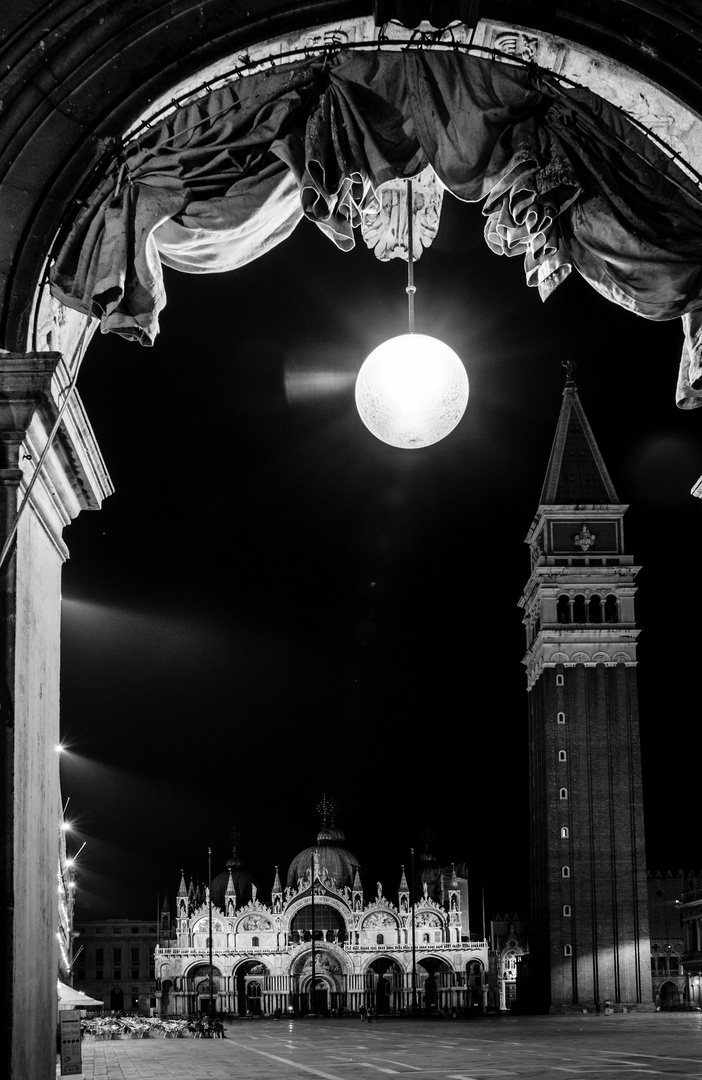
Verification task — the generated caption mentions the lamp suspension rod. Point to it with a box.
[406,178,415,334]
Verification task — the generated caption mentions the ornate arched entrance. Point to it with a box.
[234,960,270,1017]
[365,957,404,1014]
[290,946,347,1016]
[185,962,225,1015]
[418,956,455,1014]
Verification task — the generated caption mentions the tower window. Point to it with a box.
[563,905,571,917]
[557,596,571,624]
[564,944,573,956]
[605,594,619,623]
[559,788,568,800]
[560,827,569,839]
[558,750,567,762]
[588,594,602,622]
[573,595,587,622]
[556,674,564,686]
[562,866,570,878]
[557,712,566,725]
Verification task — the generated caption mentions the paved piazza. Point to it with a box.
[71,1014,702,1080]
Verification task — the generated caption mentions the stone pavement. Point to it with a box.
[63,1013,702,1080]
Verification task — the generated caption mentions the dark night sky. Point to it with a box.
[58,193,702,925]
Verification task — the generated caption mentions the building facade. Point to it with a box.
[72,919,158,1015]
[519,365,653,1014]
[647,869,702,1011]
[155,813,489,1017]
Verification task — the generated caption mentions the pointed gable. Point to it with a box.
[539,364,618,506]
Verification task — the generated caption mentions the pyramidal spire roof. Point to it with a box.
[540,362,619,506]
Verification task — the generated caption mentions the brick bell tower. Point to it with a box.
[519,362,652,1014]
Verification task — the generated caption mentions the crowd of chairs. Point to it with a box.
[80,1016,225,1039]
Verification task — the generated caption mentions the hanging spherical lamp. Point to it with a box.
[355,178,469,449]
[355,332,468,449]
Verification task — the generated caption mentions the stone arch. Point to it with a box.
[659,980,681,1009]
[418,954,455,1014]
[233,957,271,1017]
[4,3,702,1073]
[290,941,350,975]
[284,894,352,943]
[360,909,401,930]
[290,944,349,1016]
[183,960,226,1015]
[191,914,227,950]
[4,5,702,356]
[234,912,274,934]
[364,956,405,1014]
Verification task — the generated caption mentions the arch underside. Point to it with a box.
[2,3,702,406]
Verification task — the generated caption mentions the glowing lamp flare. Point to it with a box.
[355,333,469,449]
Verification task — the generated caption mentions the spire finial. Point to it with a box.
[563,358,577,386]
[317,794,338,823]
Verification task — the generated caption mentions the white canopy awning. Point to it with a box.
[57,980,102,1009]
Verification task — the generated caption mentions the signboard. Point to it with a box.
[59,1008,82,1076]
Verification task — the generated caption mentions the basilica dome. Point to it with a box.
[287,810,361,891]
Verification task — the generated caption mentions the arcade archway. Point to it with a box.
[365,957,404,1014]
[234,960,270,1016]
[3,6,702,1079]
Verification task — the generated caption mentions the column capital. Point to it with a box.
[0,351,61,446]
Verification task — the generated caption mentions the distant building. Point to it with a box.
[679,871,702,1009]
[647,870,702,1010]
[489,915,529,1012]
[647,871,687,1009]
[72,919,158,1014]
[155,806,488,1017]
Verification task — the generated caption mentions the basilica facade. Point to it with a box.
[154,812,489,1018]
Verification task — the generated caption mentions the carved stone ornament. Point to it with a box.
[361,166,444,262]
[574,526,596,551]
[362,912,396,928]
[492,29,541,64]
[415,912,441,928]
[242,914,271,931]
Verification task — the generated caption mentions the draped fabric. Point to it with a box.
[50,49,702,406]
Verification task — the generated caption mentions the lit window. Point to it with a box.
[557,712,566,725]
[563,905,571,917]
[564,944,572,957]
[558,750,567,762]
[560,826,569,839]
[556,674,564,686]
[562,866,570,878]
[559,788,568,800]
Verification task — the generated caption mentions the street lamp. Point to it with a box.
[410,847,417,1013]
[208,846,215,1018]
[355,179,469,449]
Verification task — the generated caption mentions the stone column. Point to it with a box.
[0,352,112,1080]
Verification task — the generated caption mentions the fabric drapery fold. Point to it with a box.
[49,49,702,404]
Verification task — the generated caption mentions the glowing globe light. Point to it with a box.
[355,333,469,449]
